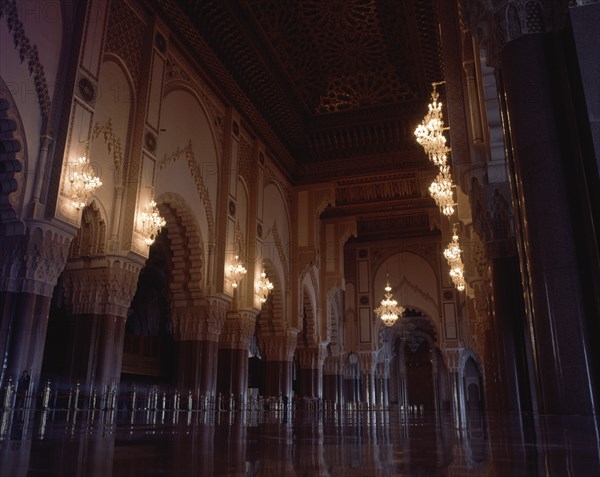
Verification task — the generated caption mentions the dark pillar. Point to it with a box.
[172,299,227,406]
[259,330,297,400]
[58,261,142,407]
[0,290,52,401]
[500,33,597,414]
[63,312,127,406]
[295,345,324,399]
[217,311,256,406]
[0,228,72,401]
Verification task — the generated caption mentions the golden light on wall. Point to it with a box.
[140,200,166,245]
[69,156,102,210]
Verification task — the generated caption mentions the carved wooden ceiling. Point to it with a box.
[153,0,444,183]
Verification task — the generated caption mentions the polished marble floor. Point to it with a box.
[1,408,599,476]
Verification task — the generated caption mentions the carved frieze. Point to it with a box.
[171,296,228,342]
[0,223,73,297]
[105,0,146,89]
[258,329,299,362]
[61,257,143,317]
[219,310,258,350]
[0,0,51,118]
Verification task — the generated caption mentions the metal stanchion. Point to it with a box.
[2,378,14,409]
[41,380,51,410]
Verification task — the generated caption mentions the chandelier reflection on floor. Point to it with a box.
[375,278,405,327]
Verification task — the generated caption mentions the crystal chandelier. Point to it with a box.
[255,269,274,303]
[414,84,450,167]
[414,87,443,152]
[444,226,466,291]
[429,165,455,216]
[414,83,456,217]
[140,200,166,245]
[69,156,102,209]
[227,255,247,288]
[374,279,405,327]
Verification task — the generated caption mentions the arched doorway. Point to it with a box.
[122,227,175,384]
[394,312,443,415]
[463,356,484,427]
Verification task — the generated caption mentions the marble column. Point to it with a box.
[258,329,297,399]
[499,32,597,414]
[0,226,72,402]
[295,345,326,399]
[443,348,462,427]
[217,310,257,406]
[358,352,377,409]
[322,356,342,408]
[172,297,227,405]
[60,259,142,407]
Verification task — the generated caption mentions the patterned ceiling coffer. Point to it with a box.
[247,0,429,114]
[156,0,442,167]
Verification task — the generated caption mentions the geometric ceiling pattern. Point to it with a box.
[247,0,419,114]
[162,0,443,173]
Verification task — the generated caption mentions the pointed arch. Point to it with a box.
[155,192,205,301]
[69,201,107,258]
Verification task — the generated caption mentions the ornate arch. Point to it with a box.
[257,258,285,333]
[69,201,106,258]
[459,347,484,377]
[161,82,224,164]
[155,192,205,302]
[158,140,216,241]
[0,89,26,232]
[0,0,51,117]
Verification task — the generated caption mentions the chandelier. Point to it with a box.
[399,322,425,353]
[415,83,466,291]
[255,269,274,303]
[374,279,405,327]
[69,156,102,209]
[414,84,450,167]
[140,200,166,245]
[227,255,247,289]
[414,83,456,217]
[444,226,466,291]
[429,166,455,216]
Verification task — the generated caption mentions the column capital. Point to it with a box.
[61,256,144,317]
[442,347,463,372]
[296,343,327,370]
[322,355,342,375]
[259,328,298,362]
[172,296,228,341]
[219,309,258,349]
[0,220,75,297]
[357,351,378,375]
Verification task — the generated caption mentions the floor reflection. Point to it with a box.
[0,408,599,476]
